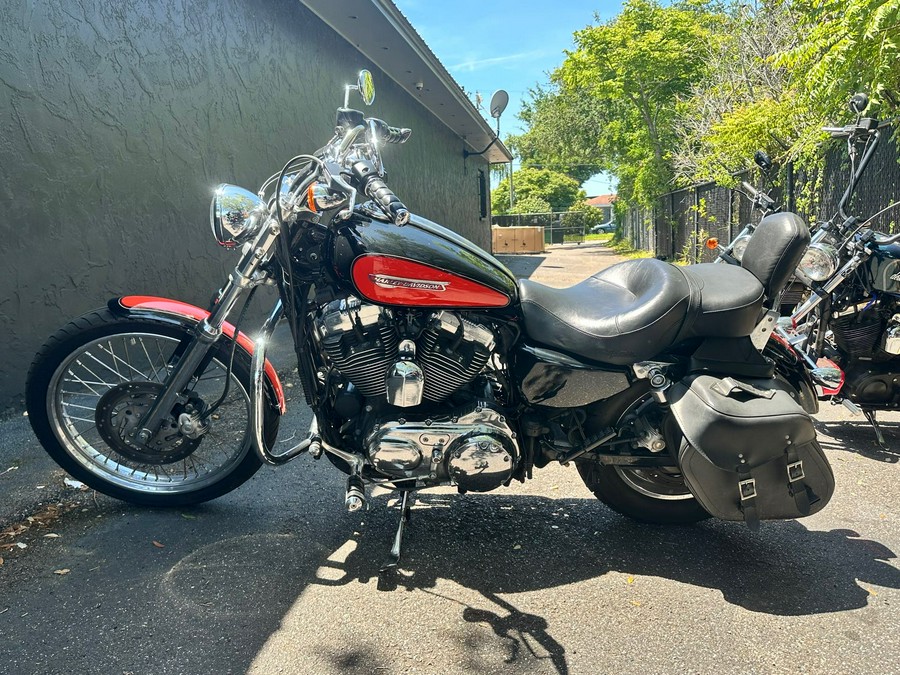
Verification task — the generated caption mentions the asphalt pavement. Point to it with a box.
[1,242,898,675]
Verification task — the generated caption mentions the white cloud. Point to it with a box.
[448,50,548,73]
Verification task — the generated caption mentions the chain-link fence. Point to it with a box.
[622,135,900,263]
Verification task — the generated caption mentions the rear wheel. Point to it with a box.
[26,309,279,506]
[576,390,710,524]
[577,462,710,524]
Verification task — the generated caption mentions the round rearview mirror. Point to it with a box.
[849,92,869,115]
[358,70,375,106]
[489,89,509,119]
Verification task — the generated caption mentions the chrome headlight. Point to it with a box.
[210,184,265,248]
[731,233,752,262]
[797,243,839,281]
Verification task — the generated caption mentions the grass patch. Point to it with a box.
[584,233,614,242]
[609,238,652,259]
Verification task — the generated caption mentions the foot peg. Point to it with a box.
[380,490,412,573]
[345,474,365,512]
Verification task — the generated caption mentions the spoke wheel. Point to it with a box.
[27,309,279,506]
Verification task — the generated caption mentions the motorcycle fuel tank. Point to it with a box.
[870,242,900,294]
[332,210,517,309]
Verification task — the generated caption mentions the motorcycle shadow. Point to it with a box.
[814,418,900,463]
[331,492,899,618]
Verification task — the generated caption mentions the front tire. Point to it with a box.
[26,309,279,506]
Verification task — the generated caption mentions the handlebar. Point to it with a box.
[741,181,776,210]
[872,231,900,246]
[741,181,759,198]
[349,160,410,225]
[367,117,412,145]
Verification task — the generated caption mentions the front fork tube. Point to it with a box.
[134,216,284,443]
[133,277,247,443]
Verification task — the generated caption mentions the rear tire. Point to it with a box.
[577,462,710,524]
[26,308,279,507]
[575,387,710,525]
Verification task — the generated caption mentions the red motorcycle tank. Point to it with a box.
[331,211,517,309]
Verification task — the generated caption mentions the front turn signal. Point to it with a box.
[705,237,719,250]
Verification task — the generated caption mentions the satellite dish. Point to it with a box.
[489,90,509,119]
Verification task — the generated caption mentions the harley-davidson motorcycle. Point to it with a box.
[710,94,900,446]
[26,72,835,565]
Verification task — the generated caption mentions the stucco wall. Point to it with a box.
[0,0,490,409]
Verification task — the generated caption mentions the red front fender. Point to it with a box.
[110,295,286,414]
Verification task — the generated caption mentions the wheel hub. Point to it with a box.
[95,382,202,464]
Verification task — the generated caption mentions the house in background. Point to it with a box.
[587,194,617,222]
[0,0,511,408]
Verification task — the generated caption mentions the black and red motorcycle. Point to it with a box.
[26,72,834,565]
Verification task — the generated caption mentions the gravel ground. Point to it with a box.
[1,243,898,675]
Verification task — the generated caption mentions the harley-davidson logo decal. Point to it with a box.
[890,272,900,282]
[369,274,450,292]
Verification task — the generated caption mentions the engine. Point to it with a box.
[316,296,517,491]
[365,405,517,492]
[317,296,496,404]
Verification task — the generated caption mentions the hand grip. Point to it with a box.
[383,125,412,144]
[367,117,412,144]
[365,175,410,225]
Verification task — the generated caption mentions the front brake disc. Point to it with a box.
[95,382,202,464]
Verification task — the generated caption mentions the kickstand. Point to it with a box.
[863,409,888,448]
[380,490,412,573]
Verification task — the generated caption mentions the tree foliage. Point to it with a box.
[673,2,801,186]
[561,200,608,233]
[513,0,899,214]
[509,194,552,215]
[675,0,899,188]
[506,85,602,184]
[491,167,584,214]
[512,0,720,206]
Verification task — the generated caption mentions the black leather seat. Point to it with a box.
[519,258,765,365]
[681,263,765,338]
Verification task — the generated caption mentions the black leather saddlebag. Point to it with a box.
[668,375,834,529]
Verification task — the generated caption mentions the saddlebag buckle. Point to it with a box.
[786,460,805,482]
[738,478,757,501]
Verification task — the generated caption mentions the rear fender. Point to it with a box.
[108,295,286,414]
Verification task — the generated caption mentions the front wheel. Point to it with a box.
[26,309,279,506]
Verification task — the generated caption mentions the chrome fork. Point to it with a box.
[134,215,283,443]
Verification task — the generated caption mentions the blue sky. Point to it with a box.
[394,0,623,195]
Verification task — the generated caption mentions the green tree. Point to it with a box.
[509,195,552,214]
[506,85,603,184]
[672,0,899,218]
[491,167,584,214]
[514,0,720,206]
[561,200,607,233]
[777,0,900,149]
[673,2,801,186]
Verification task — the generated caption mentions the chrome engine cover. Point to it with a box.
[365,405,517,492]
[883,313,900,355]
